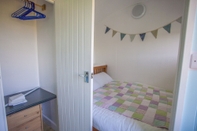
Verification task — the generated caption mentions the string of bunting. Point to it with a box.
[105,17,182,42]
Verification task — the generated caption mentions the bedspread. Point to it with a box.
[93,81,173,130]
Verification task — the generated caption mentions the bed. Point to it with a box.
[93,65,173,131]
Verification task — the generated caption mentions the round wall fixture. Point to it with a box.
[131,3,146,19]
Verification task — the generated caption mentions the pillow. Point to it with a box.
[93,79,100,91]
[93,72,113,90]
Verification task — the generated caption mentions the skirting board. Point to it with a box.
[42,114,58,131]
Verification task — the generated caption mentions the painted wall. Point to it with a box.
[36,1,58,130]
[181,8,197,131]
[0,0,39,95]
[94,0,184,90]
[37,1,56,94]
[0,0,58,130]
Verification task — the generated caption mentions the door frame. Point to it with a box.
[0,65,8,131]
[0,1,196,131]
[170,0,197,130]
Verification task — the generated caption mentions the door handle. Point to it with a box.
[79,71,89,83]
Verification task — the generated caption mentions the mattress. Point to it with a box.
[93,81,173,131]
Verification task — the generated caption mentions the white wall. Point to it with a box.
[0,0,39,95]
[94,0,184,90]
[37,1,56,95]
[36,1,58,130]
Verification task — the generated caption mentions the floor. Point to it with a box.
[43,122,55,131]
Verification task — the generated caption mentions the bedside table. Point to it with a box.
[5,88,56,131]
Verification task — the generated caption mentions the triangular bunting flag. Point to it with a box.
[163,24,171,33]
[139,33,146,41]
[129,34,135,42]
[151,30,158,39]
[176,17,182,24]
[112,30,117,37]
[105,27,110,34]
[120,33,126,41]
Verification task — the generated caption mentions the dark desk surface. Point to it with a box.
[5,88,56,116]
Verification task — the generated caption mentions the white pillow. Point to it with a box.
[93,72,113,90]
[93,79,100,91]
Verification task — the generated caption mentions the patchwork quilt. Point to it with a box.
[93,81,173,129]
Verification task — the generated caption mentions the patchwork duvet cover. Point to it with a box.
[93,81,173,130]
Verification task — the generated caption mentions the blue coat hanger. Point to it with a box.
[11,1,46,20]
[11,1,30,18]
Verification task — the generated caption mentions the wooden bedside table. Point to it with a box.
[5,88,56,131]
[7,105,43,131]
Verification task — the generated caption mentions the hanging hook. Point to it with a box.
[34,3,46,11]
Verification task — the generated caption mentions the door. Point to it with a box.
[55,0,94,131]
[170,0,197,130]
[0,66,8,131]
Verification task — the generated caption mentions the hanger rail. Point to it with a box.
[35,3,46,11]
[22,0,46,11]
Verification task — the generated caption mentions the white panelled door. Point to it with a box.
[55,0,94,131]
[0,66,8,131]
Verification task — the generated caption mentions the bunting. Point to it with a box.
[112,30,117,37]
[151,30,158,39]
[105,27,110,34]
[163,24,171,33]
[176,17,182,23]
[140,33,146,41]
[130,35,135,42]
[120,33,126,41]
[104,16,182,42]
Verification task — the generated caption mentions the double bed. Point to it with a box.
[93,65,173,131]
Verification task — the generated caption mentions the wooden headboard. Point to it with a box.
[94,65,107,74]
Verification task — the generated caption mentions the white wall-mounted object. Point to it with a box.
[131,3,146,19]
[190,53,197,69]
